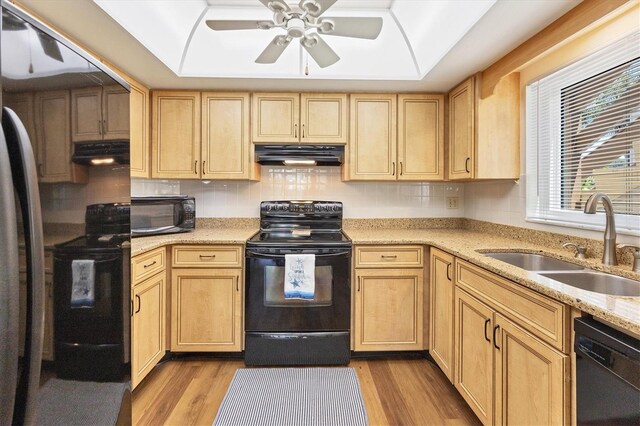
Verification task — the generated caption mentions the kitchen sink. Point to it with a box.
[540,272,640,297]
[483,252,585,271]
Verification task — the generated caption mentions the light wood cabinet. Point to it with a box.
[131,270,166,389]
[346,94,444,181]
[447,73,519,181]
[252,92,347,144]
[34,90,87,183]
[202,92,259,180]
[353,245,424,351]
[71,86,129,142]
[42,274,54,361]
[129,81,150,178]
[453,259,570,426]
[151,91,201,179]
[170,245,243,352]
[4,92,38,166]
[429,248,455,382]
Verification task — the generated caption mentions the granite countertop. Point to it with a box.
[345,227,640,335]
[130,227,258,257]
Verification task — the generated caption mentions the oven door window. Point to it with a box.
[264,265,332,307]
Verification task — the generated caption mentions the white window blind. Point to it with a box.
[526,31,640,235]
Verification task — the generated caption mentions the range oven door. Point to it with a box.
[245,248,351,332]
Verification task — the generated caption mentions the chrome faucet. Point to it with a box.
[584,192,618,266]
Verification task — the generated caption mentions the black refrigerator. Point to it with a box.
[0,1,131,424]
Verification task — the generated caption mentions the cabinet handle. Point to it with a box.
[202,161,206,175]
[199,254,216,259]
[98,119,102,135]
[143,260,156,268]
[194,161,198,174]
[102,119,106,135]
[357,277,360,292]
[294,123,298,138]
[135,295,141,314]
[302,124,305,138]
[484,318,491,342]
[446,263,452,281]
[38,163,44,177]
[493,324,501,350]
[392,162,396,176]
[236,280,239,292]
[465,157,470,173]
[381,255,397,259]
[130,299,134,317]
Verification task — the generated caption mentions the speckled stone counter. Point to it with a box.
[344,227,640,335]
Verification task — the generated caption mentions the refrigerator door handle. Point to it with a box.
[3,107,45,426]
[0,121,20,426]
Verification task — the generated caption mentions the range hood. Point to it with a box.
[72,140,129,166]
[255,145,344,166]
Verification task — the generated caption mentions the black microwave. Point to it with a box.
[131,196,195,237]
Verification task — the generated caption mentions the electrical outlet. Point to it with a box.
[447,197,459,209]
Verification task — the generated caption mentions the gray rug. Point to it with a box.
[214,367,368,426]
[36,378,129,426]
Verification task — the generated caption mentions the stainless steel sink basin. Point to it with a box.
[540,272,640,297]
[483,252,585,271]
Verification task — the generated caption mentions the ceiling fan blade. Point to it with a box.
[301,34,339,68]
[206,20,273,31]
[299,0,337,18]
[255,35,292,64]
[258,0,291,13]
[318,17,383,39]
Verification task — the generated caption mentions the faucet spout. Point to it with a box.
[584,192,617,266]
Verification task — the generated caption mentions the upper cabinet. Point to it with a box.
[345,94,444,181]
[151,91,258,180]
[448,73,520,181]
[4,92,39,165]
[71,85,129,142]
[129,80,150,179]
[252,92,347,144]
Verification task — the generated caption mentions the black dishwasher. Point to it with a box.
[574,317,639,425]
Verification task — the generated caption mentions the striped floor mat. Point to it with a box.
[213,367,368,426]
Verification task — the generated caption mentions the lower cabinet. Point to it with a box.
[131,270,166,389]
[429,247,455,382]
[353,245,424,351]
[171,267,243,352]
[454,271,569,426]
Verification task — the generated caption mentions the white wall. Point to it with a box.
[132,166,465,219]
[40,165,130,224]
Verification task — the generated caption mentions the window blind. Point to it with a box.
[526,30,640,235]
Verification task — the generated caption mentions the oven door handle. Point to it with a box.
[246,250,351,259]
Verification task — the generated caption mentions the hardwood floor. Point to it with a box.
[132,357,480,426]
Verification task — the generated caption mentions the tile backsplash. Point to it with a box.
[131,166,465,219]
[40,166,130,224]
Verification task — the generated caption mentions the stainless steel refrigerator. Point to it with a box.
[0,1,131,424]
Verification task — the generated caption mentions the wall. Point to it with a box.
[40,165,130,224]
[131,166,465,219]
[465,3,639,244]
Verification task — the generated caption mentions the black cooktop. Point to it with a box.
[247,229,350,246]
[54,235,130,252]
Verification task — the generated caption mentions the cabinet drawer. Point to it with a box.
[355,245,423,268]
[132,247,166,285]
[455,259,568,352]
[172,245,243,268]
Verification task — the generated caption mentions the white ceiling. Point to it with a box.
[18,0,581,91]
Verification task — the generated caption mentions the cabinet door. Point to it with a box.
[202,92,254,179]
[4,92,39,168]
[71,87,102,142]
[398,94,444,180]
[151,91,201,179]
[35,91,87,183]
[494,313,568,426]
[454,288,494,426]
[429,248,455,382]
[129,82,150,178]
[171,268,242,352]
[42,274,54,361]
[354,268,423,351]
[448,77,475,180]
[300,93,348,144]
[102,86,130,140]
[348,94,397,180]
[132,271,166,389]
[252,93,300,143]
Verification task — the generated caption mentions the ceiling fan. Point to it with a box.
[206,0,383,68]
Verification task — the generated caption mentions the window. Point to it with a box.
[527,31,640,235]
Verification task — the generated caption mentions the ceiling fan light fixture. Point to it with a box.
[286,18,306,38]
[267,0,289,13]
